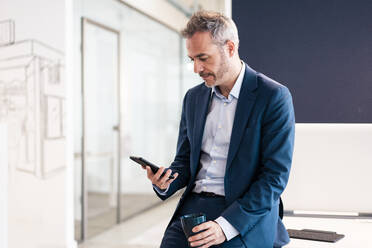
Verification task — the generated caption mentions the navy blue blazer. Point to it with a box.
[156,64,295,247]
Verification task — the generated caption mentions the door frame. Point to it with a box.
[80,17,121,241]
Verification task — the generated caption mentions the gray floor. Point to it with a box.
[79,195,372,248]
[76,193,164,241]
[79,196,179,248]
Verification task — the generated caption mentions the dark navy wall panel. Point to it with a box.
[232,0,372,122]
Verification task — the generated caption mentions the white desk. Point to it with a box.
[283,216,372,247]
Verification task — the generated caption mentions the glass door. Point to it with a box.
[81,18,120,239]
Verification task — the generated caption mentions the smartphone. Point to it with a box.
[129,156,175,179]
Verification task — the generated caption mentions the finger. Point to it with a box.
[199,239,215,248]
[158,172,178,190]
[190,233,214,247]
[146,166,154,179]
[192,221,213,233]
[188,229,213,242]
[165,172,178,184]
[159,169,172,185]
[153,166,165,182]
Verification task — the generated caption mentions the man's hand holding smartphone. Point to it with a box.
[142,165,179,190]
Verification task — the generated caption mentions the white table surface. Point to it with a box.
[283,216,372,247]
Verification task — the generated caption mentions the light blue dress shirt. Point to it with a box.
[155,62,245,241]
[193,63,245,196]
[193,63,244,241]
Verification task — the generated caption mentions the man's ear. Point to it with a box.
[225,40,236,57]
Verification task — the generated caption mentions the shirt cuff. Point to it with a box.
[215,216,239,241]
[153,184,169,195]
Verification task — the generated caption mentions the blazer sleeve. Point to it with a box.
[221,86,295,236]
[154,91,192,200]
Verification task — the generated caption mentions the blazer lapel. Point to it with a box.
[191,86,212,176]
[226,64,258,171]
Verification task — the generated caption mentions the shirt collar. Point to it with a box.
[212,61,245,100]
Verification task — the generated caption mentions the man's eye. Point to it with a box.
[199,57,207,61]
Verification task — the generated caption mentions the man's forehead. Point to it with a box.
[186,32,217,58]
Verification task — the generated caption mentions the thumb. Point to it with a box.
[146,166,154,179]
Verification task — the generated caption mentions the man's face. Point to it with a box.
[186,32,230,87]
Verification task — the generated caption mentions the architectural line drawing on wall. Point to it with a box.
[0,19,15,47]
[0,19,66,179]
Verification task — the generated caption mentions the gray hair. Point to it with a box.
[181,11,239,49]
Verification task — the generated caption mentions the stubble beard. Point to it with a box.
[203,50,230,88]
[213,50,230,87]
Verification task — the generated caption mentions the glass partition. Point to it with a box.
[74,0,190,241]
[119,5,182,221]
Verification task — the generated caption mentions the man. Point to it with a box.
[143,11,295,248]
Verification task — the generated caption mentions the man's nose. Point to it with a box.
[193,60,203,74]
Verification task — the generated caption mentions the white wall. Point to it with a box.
[0,0,69,247]
[65,0,77,246]
[0,124,8,248]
